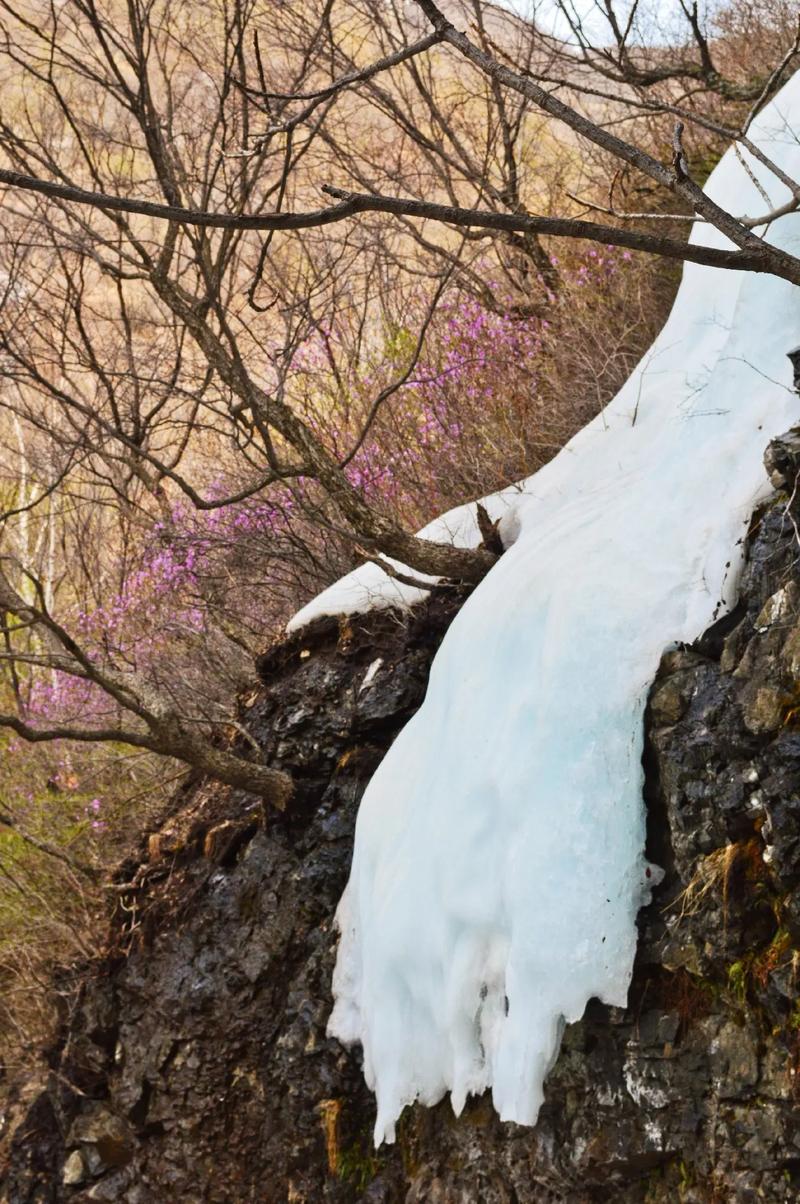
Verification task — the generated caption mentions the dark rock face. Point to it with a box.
[1,595,471,1204]
[6,452,800,1203]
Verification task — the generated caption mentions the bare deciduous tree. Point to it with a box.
[0,0,797,800]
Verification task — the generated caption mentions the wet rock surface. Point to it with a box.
[6,440,800,1202]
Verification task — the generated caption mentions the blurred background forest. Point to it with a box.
[0,0,796,1085]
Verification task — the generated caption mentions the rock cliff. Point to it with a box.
[5,438,800,1203]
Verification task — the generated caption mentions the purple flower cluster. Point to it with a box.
[16,242,641,772]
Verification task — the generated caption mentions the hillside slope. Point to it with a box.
[5,432,800,1203]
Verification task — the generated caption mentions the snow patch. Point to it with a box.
[644,1119,665,1150]
[360,658,384,692]
[623,1060,670,1110]
[286,488,524,631]
[310,73,800,1144]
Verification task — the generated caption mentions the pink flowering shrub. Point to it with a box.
[53,243,668,717]
[0,242,676,1072]
[3,241,674,844]
[295,243,673,531]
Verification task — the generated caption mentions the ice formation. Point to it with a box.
[291,73,800,1144]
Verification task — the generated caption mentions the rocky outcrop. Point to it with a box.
[5,441,800,1203]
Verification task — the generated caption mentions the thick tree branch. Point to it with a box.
[2,168,798,283]
[0,564,293,806]
[411,0,800,283]
[319,186,800,280]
